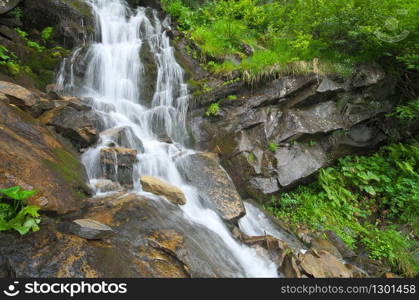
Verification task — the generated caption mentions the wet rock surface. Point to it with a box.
[0,193,256,277]
[0,99,90,214]
[39,104,101,149]
[100,147,138,188]
[100,126,145,152]
[179,152,245,222]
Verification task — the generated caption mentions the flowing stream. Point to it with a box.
[58,0,280,277]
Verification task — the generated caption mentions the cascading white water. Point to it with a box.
[58,0,278,277]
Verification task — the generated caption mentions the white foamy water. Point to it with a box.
[57,0,278,277]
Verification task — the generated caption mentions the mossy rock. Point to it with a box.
[0,100,90,214]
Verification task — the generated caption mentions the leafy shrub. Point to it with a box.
[41,27,54,44]
[265,141,419,276]
[15,28,45,52]
[0,186,41,235]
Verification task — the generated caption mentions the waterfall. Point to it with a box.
[57,0,278,278]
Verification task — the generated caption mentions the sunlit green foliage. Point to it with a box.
[265,141,419,276]
[162,0,418,83]
[0,186,41,235]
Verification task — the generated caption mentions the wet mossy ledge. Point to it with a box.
[0,0,93,90]
[43,147,91,202]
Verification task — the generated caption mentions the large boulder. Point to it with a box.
[192,64,396,201]
[178,152,245,222]
[0,100,90,214]
[0,0,21,15]
[100,147,138,188]
[140,176,186,205]
[39,104,101,149]
[0,193,254,277]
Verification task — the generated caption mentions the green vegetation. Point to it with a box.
[41,27,54,44]
[0,45,21,75]
[8,7,23,22]
[268,141,278,153]
[2,28,68,89]
[0,186,41,235]
[391,99,419,122]
[265,141,419,276]
[162,0,418,83]
[205,102,220,117]
[16,28,46,52]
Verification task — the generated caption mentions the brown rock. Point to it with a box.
[140,176,186,205]
[0,100,90,214]
[0,81,40,112]
[70,219,114,240]
[311,238,342,259]
[300,249,353,278]
[280,253,302,278]
[244,235,290,266]
[180,152,245,221]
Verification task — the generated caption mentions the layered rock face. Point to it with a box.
[191,63,398,201]
[0,81,91,214]
[22,0,94,49]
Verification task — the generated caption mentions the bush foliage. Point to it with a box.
[162,0,418,83]
[265,141,419,277]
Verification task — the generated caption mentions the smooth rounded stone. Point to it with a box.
[310,238,342,260]
[179,152,245,222]
[140,176,186,205]
[70,219,114,240]
[280,253,302,278]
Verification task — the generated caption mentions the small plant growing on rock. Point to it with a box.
[8,7,23,22]
[41,27,54,44]
[0,186,41,235]
[268,141,278,153]
[205,102,220,117]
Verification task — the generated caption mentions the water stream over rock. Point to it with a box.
[57,0,279,277]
